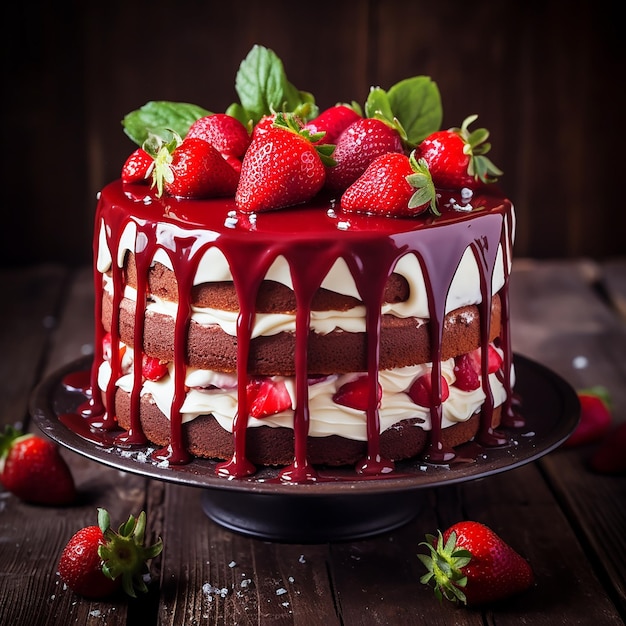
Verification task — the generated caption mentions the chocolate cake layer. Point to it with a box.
[114,389,502,466]
[103,292,502,375]
[122,254,410,313]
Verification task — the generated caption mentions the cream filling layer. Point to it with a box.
[103,275,426,337]
[100,351,511,442]
[97,218,509,321]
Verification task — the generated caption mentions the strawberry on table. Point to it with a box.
[235,113,334,213]
[324,117,404,194]
[58,508,163,599]
[0,425,76,505]
[418,114,503,190]
[341,151,438,217]
[563,386,612,448]
[419,521,534,606]
[588,422,626,475]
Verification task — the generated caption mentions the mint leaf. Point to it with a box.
[387,77,442,146]
[364,76,442,147]
[122,101,210,146]
[364,87,394,121]
[235,45,317,125]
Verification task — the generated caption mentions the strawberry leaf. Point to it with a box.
[366,76,442,148]
[122,101,210,146]
[234,44,318,126]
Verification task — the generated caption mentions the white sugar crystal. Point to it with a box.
[202,582,229,598]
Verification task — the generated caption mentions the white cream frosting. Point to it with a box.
[99,347,512,442]
[97,216,510,329]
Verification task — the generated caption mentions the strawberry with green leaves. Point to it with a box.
[324,117,404,194]
[419,521,534,606]
[58,508,163,599]
[418,115,503,190]
[235,113,334,213]
[150,134,240,199]
[0,425,76,505]
[341,151,438,217]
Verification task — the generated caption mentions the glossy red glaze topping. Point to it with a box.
[84,180,517,482]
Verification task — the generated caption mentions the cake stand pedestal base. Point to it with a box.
[201,488,424,543]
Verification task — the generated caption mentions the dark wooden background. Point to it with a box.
[3,0,624,267]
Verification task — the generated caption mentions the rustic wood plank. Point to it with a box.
[462,464,624,625]
[0,268,152,626]
[154,483,342,625]
[510,258,626,616]
[600,258,626,322]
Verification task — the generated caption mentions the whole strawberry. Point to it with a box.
[324,117,404,194]
[563,386,612,448]
[419,521,534,606]
[151,135,240,199]
[235,113,334,213]
[58,508,163,599]
[341,151,438,217]
[303,104,362,145]
[0,426,76,505]
[121,148,153,184]
[418,114,502,190]
[186,113,251,160]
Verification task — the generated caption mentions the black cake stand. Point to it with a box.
[30,355,579,543]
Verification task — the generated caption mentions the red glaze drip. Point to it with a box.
[498,211,525,429]
[62,371,91,394]
[117,243,150,446]
[88,181,516,479]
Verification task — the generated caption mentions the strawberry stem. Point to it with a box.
[406,152,440,216]
[272,112,336,166]
[143,132,180,198]
[96,508,163,598]
[452,115,503,184]
[418,530,472,605]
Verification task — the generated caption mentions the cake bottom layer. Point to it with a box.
[114,390,502,467]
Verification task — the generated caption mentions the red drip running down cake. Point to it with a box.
[84,45,521,482]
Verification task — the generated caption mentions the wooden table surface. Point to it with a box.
[1,258,625,625]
